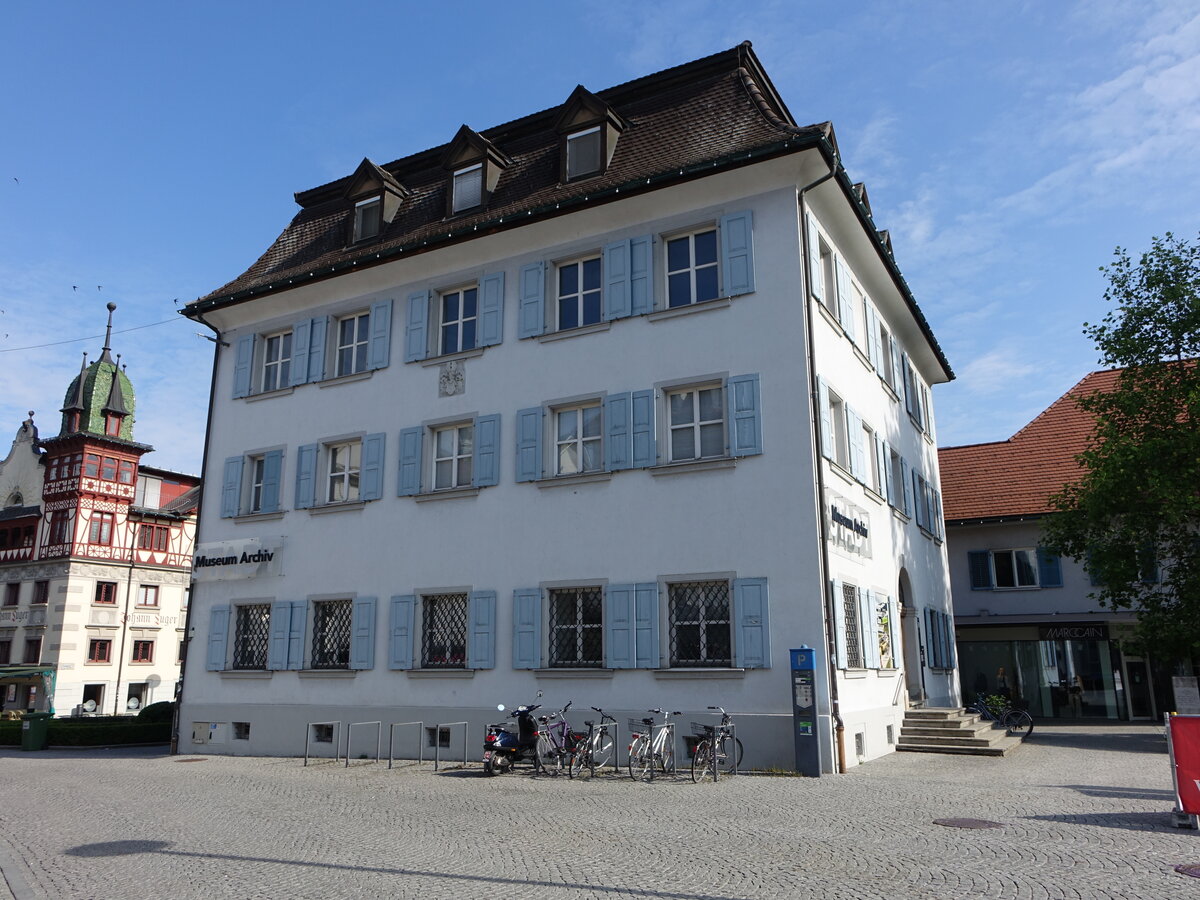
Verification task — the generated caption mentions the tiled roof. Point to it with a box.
[188,43,827,310]
[938,369,1123,521]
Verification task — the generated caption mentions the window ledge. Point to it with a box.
[535,471,613,490]
[841,668,869,679]
[648,457,736,477]
[652,668,746,680]
[646,297,731,323]
[891,507,911,524]
[853,345,873,371]
[219,670,273,680]
[298,669,357,679]
[233,511,285,524]
[318,370,374,389]
[405,668,476,679]
[245,386,296,403]
[419,347,485,368]
[863,487,886,506]
[881,380,900,402]
[826,461,856,487]
[308,501,366,516]
[814,300,843,333]
[536,322,612,343]
[534,668,614,679]
[413,487,480,503]
[876,669,900,678]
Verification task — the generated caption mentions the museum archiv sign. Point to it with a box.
[192,537,283,582]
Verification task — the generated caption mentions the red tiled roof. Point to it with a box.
[938,369,1123,521]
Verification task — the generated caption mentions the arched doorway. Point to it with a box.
[897,570,925,705]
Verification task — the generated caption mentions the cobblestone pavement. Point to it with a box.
[1,723,1197,899]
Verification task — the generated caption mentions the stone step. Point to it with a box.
[897,736,1022,757]
[900,716,985,731]
[895,707,1026,757]
[901,722,1000,740]
[903,708,963,720]
[897,732,1007,748]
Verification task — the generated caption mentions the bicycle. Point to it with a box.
[971,694,1034,738]
[569,707,617,779]
[691,706,744,783]
[627,708,680,781]
[534,700,581,775]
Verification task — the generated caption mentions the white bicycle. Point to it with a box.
[627,708,680,781]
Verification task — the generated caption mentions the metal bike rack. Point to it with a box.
[649,721,676,781]
[387,720,424,769]
[345,720,382,767]
[303,720,342,767]
[433,721,469,771]
[593,722,619,774]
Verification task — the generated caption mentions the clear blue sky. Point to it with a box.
[2,1,1198,474]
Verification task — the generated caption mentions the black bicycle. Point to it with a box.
[691,706,744,783]
[971,694,1034,738]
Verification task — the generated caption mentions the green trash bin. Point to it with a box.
[20,712,53,751]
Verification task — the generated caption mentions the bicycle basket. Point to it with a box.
[692,722,717,737]
[629,718,653,733]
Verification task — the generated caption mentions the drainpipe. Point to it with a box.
[170,310,224,753]
[798,163,845,773]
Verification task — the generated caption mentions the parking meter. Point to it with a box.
[790,647,822,776]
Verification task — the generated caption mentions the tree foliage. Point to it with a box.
[1042,233,1200,661]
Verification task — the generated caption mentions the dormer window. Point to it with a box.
[67,412,80,432]
[105,413,122,437]
[566,127,602,180]
[452,164,483,213]
[354,196,382,242]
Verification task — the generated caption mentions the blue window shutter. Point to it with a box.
[404,290,429,361]
[932,489,944,539]
[518,262,545,338]
[968,550,993,590]
[835,258,855,340]
[912,470,925,529]
[733,578,769,669]
[307,316,327,382]
[923,608,935,668]
[873,436,889,502]
[862,589,880,669]
[261,449,283,513]
[817,378,832,460]
[1036,548,1063,588]
[901,457,912,517]
[479,271,505,347]
[719,210,755,297]
[603,239,631,321]
[605,584,634,669]
[232,334,255,399]
[368,298,393,370]
[221,456,243,518]
[864,302,880,371]
[887,596,901,669]
[630,235,654,315]
[295,443,317,509]
[515,407,543,482]
[291,319,311,388]
[883,441,896,506]
[846,405,864,482]
[468,590,496,669]
[350,596,377,670]
[473,413,500,487]
[288,600,307,670]
[206,605,230,671]
[267,601,291,670]
[632,390,656,467]
[397,427,423,496]
[901,352,914,416]
[946,613,958,667]
[831,581,847,669]
[388,596,415,670]
[806,216,823,301]
[727,374,763,457]
[889,338,902,394]
[604,392,632,471]
[634,583,659,669]
[361,433,386,501]
[512,588,541,669]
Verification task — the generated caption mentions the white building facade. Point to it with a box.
[180,43,957,770]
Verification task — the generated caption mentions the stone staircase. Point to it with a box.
[896,707,1024,757]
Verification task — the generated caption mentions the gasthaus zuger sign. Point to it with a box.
[193,537,283,582]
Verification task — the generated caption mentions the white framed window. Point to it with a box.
[248,455,267,513]
[439,286,478,355]
[556,257,602,330]
[565,126,602,180]
[136,585,159,608]
[667,384,724,462]
[667,580,731,667]
[336,312,370,377]
[666,228,718,308]
[433,423,474,490]
[421,592,468,668]
[992,549,1038,588]
[326,440,361,503]
[863,420,882,494]
[818,239,836,317]
[261,330,293,392]
[555,403,602,475]
[878,321,896,390]
[548,586,603,668]
[825,387,849,470]
[353,196,382,242]
[452,163,482,213]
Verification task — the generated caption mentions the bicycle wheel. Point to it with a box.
[718,736,744,774]
[1003,710,1033,739]
[568,742,588,779]
[591,730,615,772]
[658,742,676,776]
[537,735,561,776]
[691,739,715,783]
[628,735,652,780]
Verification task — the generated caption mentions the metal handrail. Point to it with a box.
[303,720,341,766]
[387,720,424,769]
[433,721,469,771]
[345,720,382,767]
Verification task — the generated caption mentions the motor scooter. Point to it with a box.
[482,696,542,776]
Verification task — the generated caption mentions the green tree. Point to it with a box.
[1042,232,1200,661]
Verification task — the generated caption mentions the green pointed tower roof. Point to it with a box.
[59,303,136,440]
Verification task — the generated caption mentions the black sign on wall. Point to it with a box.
[1037,623,1109,641]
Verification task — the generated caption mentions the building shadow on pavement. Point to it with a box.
[1026,727,1167,754]
[1052,784,1176,802]
[1020,811,1181,832]
[62,841,744,900]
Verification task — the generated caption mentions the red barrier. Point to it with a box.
[1169,716,1200,816]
